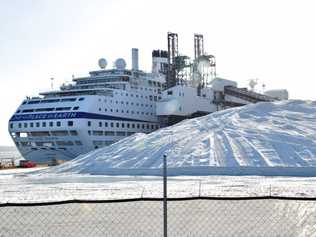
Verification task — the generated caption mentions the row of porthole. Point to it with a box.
[10,120,74,129]
[99,108,154,116]
[87,121,159,130]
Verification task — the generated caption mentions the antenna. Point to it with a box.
[248,78,258,91]
[50,77,54,90]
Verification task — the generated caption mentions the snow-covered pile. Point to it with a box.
[46,100,316,175]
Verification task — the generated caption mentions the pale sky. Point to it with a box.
[1,0,316,145]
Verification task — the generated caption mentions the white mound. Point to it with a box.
[47,100,316,176]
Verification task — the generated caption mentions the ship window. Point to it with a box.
[51,131,68,136]
[61,98,76,102]
[116,123,119,128]
[42,122,46,127]
[22,109,34,113]
[105,122,108,127]
[88,121,91,127]
[116,131,125,136]
[49,122,53,127]
[10,123,13,129]
[30,131,50,137]
[69,130,78,136]
[110,122,114,127]
[142,124,145,129]
[56,107,71,111]
[99,108,101,111]
[167,91,173,95]
[36,122,40,127]
[79,97,85,101]
[146,124,149,129]
[151,125,154,129]
[132,124,135,128]
[88,130,91,135]
[137,124,140,129]
[28,100,41,104]
[18,123,22,128]
[35,108,54,112]
[75,141,82,145]
[104,131,115,136]
[93,131,103,136]
[104,141,114,146]
[122,123,125,128]
[68,121,74,126]
[56,141,74,146]
[73,106,79,110]
[105,108,107,112]
[16,110,21,113]
[99,122,102,127]
[41,99,60,103]
[57,121,61,127]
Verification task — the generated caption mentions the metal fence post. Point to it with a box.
[163,154,167,237]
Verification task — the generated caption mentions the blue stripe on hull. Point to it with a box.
[9,112,155,123]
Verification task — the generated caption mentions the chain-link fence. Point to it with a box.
[1,197,316,237]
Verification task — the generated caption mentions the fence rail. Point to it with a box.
[1,197,316,237]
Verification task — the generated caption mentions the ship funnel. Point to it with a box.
[132,48,139,71]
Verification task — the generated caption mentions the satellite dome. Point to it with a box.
[98,58,107,69]
[115,58,127,70]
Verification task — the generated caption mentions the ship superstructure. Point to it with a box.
[8,49,168,162]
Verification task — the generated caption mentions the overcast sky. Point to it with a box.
[1,0,316,145]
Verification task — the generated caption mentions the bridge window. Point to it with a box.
[68,121,74,126]
[57,121,61,127]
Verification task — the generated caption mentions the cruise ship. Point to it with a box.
[9,33,287,163]
[8,49,169,163]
